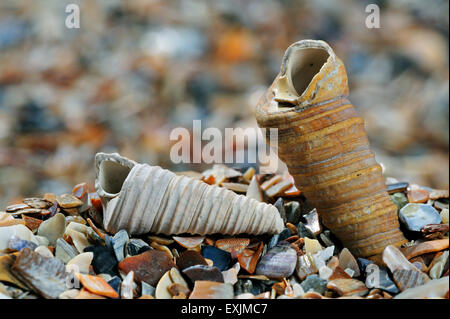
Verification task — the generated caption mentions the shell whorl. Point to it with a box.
[95,153,284,236]
[255,40,407,257]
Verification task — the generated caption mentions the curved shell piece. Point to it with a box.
[255,40,407,257]
[95,153,284,236]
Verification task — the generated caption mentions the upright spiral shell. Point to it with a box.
[255,40,407,257]
[95,153,284,236]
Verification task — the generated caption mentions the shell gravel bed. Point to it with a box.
[0,162,448,299]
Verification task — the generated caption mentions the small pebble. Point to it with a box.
[399,203,441,232]
[407,188,429,203]
[183,265,224,283]
[119,250,175,286]
[201,246,231,271]
[304,238,323,255]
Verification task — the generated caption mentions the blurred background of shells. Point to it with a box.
[0,0,448,208]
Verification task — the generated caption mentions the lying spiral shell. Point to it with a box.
[255,39,407,257]
[95,153,284,236]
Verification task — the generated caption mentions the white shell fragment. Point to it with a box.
[95,153,284,236]
[394,277,449,299]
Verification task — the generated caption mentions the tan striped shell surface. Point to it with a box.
[255,40,407,257]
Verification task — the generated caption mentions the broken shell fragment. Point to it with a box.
[125,238,150,257]
[0,255,29,290]
[339,248,360,277]
[37,213,66,246]
[0,213,25,227]
[156,268,189,299]
[121,271,134,299]
[6,203,31,213]
[296,254,318,281]
[23,198,52,209]
[55,238,78,263]
[35,246,54,258]
[429,251,449,279]
[95,153,284,236]
[7,236,38,252]
[246,176,264,202]
[201,246,231,271]
[11,248,68,299]
[75,273,119,298]
[118,250,175,286]
[177,250,208,271]
[255,39,407,257]
[182,265,224,284]
[392,269,430,291]
[401,239,449,260]
[112,229,129,262]
[382,245,419,273]
[0,224,39,251]
[237,242,264,274]
[255,243,297,279]
[66,252,93,274]
[189,281,234,299]
[168,283,190,298]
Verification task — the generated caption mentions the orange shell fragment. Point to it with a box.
[75,273,119,298]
